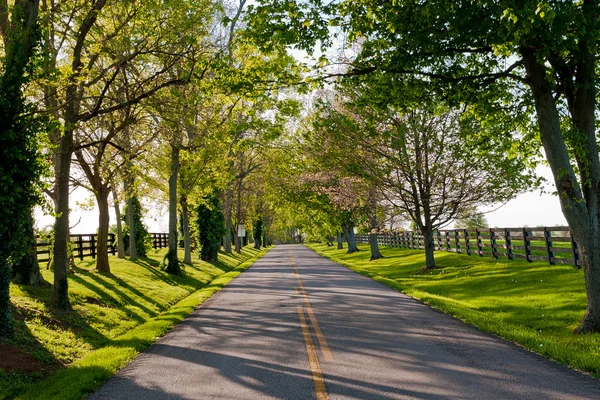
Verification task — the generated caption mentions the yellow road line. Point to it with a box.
[298,305,328,400]
[290,251,333,362]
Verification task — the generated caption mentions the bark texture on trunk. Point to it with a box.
[53,128,72,310]
[224,188,233,252]
[166,145,180,274]
[422,228,436,268]
[337,232,343,249]
[234,180,242,253]
[343,223,359,253]
[125,178,138,260]
[180,195,192,265]
[369,233,383,261]
[113,190,125,259]
[12,212,47,286]
[95,189,110,273]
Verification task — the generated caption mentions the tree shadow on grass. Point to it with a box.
[2,293,114,399]
[16,284,111,351]
[77,263,174,314]
[20,365,115,400]
[69,270,150,323]
[0,317,59,399]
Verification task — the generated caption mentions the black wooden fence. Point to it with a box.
[356,226,581,268]
[35,232,169,262]
[150,233,169,249]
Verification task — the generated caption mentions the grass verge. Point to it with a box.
[1,245,270,400]
[306,243,600,379]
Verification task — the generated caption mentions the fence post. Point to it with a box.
[109,233,116,255]
[523,228,532,263]
[544,227,555,265]
[436,230,441,250]
[505,229,514,260]
[570,231,581,269]
[77,235,84,260]
[454,230,460,254]
[90,235,96,259]
[464,229,471,256]
[445,231,450,252]
[490,228,498,259]
[476,228,483,256]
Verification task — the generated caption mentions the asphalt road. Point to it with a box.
[90,244,600,399]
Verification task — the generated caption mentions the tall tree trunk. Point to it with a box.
[180,194,192,265]
[369,232,383,260]
[234,180,242,253]
[369,213,383,260]
[125,176,137,260]
[12,211,47,286]
[422,228,436,269]
[224,187,233,252]
[343,222,359,253]
[112,190,125,259]
[53,128,73,310]
[95,188,110,273]
[337,232,343,249]
[166,145,180,274]
[523,47,600,333]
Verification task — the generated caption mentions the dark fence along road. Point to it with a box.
[90,245,600,399]
[357,225,582,268]
[35,232,168,263]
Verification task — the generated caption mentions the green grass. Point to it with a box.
[1,246,270,400]
[306,243,600,378]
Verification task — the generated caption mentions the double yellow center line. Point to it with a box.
[290,250,332,400]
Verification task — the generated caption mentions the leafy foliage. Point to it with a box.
[253,216,263,249]
[0,0,46,337]
[454,207,490,230]
[196,191,226,262]
[122,197,151,257]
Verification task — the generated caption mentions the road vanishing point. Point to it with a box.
[90,245,600,399]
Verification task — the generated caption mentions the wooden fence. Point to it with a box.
[356,226,582,268]
[150,233,169,249]
[35,232,169,262]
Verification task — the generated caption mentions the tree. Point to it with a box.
[0,0,45,337]
[311,88,535,268]
[11,212,47,287]
[36,0,213,307]
[253,216,263,249]
[249,0,600,333]
[122,197,150,258]
[72,102,148,273]
[196,191,226,262]
[454,207,490,230]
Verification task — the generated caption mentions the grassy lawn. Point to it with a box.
[1,246,269,400]
[306,243,600,378]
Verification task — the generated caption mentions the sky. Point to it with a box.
[473,164,567,229]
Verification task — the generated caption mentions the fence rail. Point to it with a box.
[356,226,581,268]
[150,233,169,249]
[35,232,169,262]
